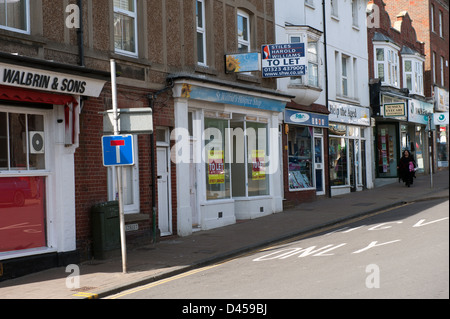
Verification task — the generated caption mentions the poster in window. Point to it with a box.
[208,150,225,185]
[251,150,266,180]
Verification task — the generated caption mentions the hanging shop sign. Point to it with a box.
[261,43,307,78]
[225,52,261,73]
[328,101,371,126]
[408,99,434,125]
[284,109,328,128]
[208,150,225,185]
[434,112,449,125]
[0,63,106,97]
[435,87,449,112]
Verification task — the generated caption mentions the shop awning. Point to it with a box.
[0,85,79,145]
[0,85,78,106]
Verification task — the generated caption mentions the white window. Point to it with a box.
[113,0,138,56]
[441,56,445,86]
[351,0,358,27]
[341,55,349,96]
[439,10,443,37]
[331,0,338,18]
[196,0,207,66]
[403,58,424,95]
[287,28,321,88]
[433,52,437,83]
[108,135,140,214]
[374,45,400,88]
[431,4,435,33]
[0,0,29,34]
[237,10,250,53]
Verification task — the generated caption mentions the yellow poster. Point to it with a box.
[251,150,265,180]
[208,150,225,185]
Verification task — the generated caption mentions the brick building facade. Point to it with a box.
[0,0,290,280]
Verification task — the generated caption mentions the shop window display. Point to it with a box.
[288,126,313,190]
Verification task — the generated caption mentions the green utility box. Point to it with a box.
[91,201,120,259]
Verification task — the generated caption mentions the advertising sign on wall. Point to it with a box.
[261,43,306,78]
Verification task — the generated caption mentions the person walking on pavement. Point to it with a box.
[398,150,416,187]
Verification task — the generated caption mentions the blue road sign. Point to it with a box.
[102,135,134,167]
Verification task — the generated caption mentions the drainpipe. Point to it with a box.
[77,0,85,67]
[322,0,331,198]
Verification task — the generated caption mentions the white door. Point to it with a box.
[190,140,200,231]
[157,147,171,236]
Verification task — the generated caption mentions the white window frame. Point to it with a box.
[351,0,358,27]
[108,135,140,214]
[433,51,437,84]
[441,56,445,87]
[287,27,321,88]
[439,10,443,37]
[113,0,138,57]
[403,56,424,96]
[431,4,435,33]
[341,55,349,97]
[0,0,30,34]
[374,44,400,88]
[237,10,250,53]
[330,0,338,18]
[196,0,207,66]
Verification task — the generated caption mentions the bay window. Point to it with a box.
[403,57,424,96]
[374,45,400,88]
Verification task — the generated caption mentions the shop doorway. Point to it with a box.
[190,140,200,231]
[156,127,172,237]
[349,140,357,192]
[314,136,325,195]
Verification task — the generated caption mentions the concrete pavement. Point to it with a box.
[0,170,448,299]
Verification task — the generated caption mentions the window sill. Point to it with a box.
[335,94,360,104]
[125,213,150,223]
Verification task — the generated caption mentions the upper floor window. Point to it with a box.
[341,55,349,96]
[351,0,358,27]
[438,10,443,37]
[114,0,138,56]
[196,0,207,66]
[0,0,29,34]
[403,58,424,95]
[431,4,435,32]
[237,10,250,53]
[287,27,321,88]
[374,45,399,88]
[330,0,338,18]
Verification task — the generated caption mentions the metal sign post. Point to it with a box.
[111,59,127,274]
[427,114,434,189]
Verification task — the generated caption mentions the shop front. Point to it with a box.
[434,87,449,169]
[406,98,434,173]
[170,75,291,236]
[374,94,409,179]
[284,108,329,204]
[0,56,106,278]
[328,101,373,196]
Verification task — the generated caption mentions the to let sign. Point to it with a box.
[102,135,134,167]
[261,43,307,78]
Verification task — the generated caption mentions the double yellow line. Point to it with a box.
[73,291,99,299]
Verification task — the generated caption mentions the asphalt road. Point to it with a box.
[107,198,449,300]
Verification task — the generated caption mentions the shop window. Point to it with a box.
[288,126,314,190]
[204,118,231,200]
[108,134,140,213]
[246,121,269,197]
[237,10,250,53]
[0,111,45,171]
[196,0,207,66]
[113,0,138,56]
[0,176,46,253]
[0,0,29,34]
[329,136,348,186]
